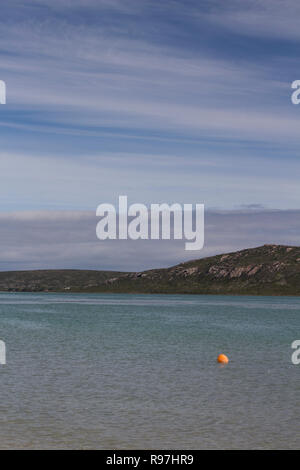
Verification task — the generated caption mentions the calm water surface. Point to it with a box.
[0,292,299,449]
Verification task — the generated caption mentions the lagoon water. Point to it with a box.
[0,292,299,449]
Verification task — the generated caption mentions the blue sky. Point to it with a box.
[0,0,300,270]
[1,0,300,212]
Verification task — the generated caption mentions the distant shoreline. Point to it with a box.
[1,244,300,296]
[1,291,300,298]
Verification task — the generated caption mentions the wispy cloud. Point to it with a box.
[202,0,300,41]
[0,2,298,144]
[0,0,299,215]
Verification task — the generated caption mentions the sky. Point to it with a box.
[1,209,300,271]
[0,0,300,270]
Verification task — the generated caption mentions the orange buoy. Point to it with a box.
[217,353,229,364]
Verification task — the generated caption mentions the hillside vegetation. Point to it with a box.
[1,245,300,295]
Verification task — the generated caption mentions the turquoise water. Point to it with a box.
[0,292,299,449]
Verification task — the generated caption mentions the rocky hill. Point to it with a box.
[1,245,300,295]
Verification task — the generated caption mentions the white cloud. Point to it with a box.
[204,0,300,41]
[0,0,299,216]
[0,7,297,145]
